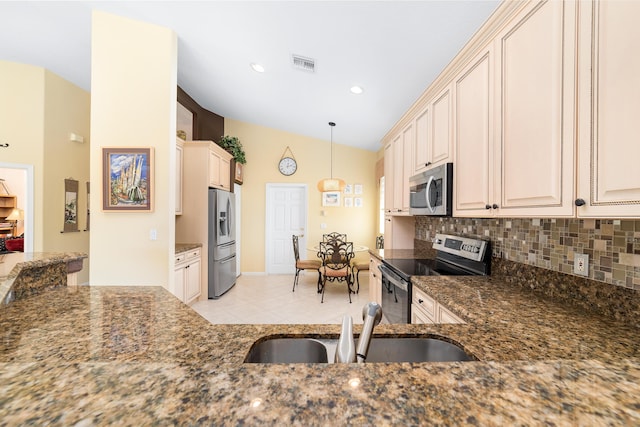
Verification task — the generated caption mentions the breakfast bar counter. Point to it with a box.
[1,279,639,425]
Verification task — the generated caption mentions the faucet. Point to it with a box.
[334,302,382,363]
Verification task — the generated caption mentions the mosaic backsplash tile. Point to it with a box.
[415,217,640,291]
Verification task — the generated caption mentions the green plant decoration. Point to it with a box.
[218,135,247,164]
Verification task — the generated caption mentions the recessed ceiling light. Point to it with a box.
[350,86,364,94]
[250,63,265,73]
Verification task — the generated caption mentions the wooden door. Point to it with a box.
[454,48,495,217]
[577,0,640,217]
[431,86,452,166]
[413,106,430,175]
[496,0,576,216]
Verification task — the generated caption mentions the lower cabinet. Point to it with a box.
[368,255,383,305]
[411,287,464,324]
[174,248,201,305]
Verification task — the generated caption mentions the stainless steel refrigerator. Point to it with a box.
[208,188,237,298]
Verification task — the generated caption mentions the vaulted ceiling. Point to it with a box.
[0,1,500,151]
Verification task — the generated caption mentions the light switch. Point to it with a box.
[320,223,327,229]
[150,229,157,240]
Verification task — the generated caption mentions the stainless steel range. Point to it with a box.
[379,233,491,324]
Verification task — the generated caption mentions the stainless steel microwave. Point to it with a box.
[409,162,453,216]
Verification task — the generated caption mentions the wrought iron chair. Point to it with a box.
[322,232,347,244]
[352,235,384,293]
[292,235,322,292]
[317,240,355,303]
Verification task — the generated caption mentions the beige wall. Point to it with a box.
[1,61,91,283]
[225,119,378,272]
[89,11,177,286]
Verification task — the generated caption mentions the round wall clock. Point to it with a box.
[279,156,297,176]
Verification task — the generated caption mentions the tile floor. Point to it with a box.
[191,271,370,325]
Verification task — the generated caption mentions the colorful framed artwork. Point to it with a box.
[322,191,341,207]
[102,147,153,212]
[343,184,353,195]
[64,178,79,232]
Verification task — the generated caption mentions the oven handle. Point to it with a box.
[379,265,408,292]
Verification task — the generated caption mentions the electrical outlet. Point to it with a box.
[574,253,589,277]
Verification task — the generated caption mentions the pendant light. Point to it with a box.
[317,121,346,192]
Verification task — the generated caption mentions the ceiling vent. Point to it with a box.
[292,54,315,73]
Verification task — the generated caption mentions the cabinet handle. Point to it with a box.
[418,299,424,304]
[492,204,499,209]
[485,204,491,210]
[425,162,432,167]
[575,198,586,207]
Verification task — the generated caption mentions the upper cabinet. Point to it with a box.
[456,0,577,217]
[412,85,453,176]
[576,0,640,217]
[183,141,233,192]
[208,143,232,191]
[175,138,184,215]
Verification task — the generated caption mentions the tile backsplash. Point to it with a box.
[415,217,640,291]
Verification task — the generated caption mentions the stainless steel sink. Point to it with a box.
[244,336,475,363]
[244,338,329,363]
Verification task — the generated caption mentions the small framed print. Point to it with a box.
[102,147,153,212]
[354,197,363,208]
[322,191,341,207]
[343,184,353,195]
[344,197,353,208]
[354,184,363,195]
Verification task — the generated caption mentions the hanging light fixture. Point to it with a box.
[317,121,346,192]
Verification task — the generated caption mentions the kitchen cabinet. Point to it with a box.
[384,215,415,250]
[412,106,430,175]
[411,287,464,325]
[385,124,413,215]
[576,0,640,217]
[174,248,201,305]
[368,255,383,305]
[182,141,233,192]
[209,143,232,191]
[455,0,577,218]
[175,138,183,215]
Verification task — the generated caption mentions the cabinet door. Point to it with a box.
[209,149,221,188]
[174,265,185,302]
[431,87,452,165]
[577,0,640,217]
[411,304,435,324]
[454,48,495,217]
[392,133,404,213]
[401,123,414,211]
[496,0,576,216]
[413,107,430,175]
[383,142,394,214]
[175,140,183,215]
[185,257,202,303]
[438,305,464,324]
[219,156,231,190]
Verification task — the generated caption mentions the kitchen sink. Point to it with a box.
[244,336,475,363]
[244,338,329,363]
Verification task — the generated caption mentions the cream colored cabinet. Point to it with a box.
[430,86,453,167]
[174,248,201,305]
[386,123,413,215]
[576,0,640,217]
[368,255,383,305]
[454,47,495,216]
[412,86,453,177]
[384,215,415,250]
[175,138,184,215]
[455,0,577,218]
[209,143,232,190]
[383,142,394,215]
[411,287,464,325]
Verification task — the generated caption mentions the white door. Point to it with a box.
[265,184,308,274]
[234,183,241,276]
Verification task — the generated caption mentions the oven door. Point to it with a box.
[379,265,411,324]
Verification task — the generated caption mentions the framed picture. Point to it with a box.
[344,197,353,207]
[343,184,353,195]
[64,178,79,232]
[235,162,244,185]
[354,197,363,208]
[322,191,341,207]
[102,147,153,212]
[354,184,363,195]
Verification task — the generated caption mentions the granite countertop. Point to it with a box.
[175,243,202,254]
[1,276,639,424]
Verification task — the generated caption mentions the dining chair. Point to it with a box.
[292,235,322,292]
[376,235,384,249]
[318,240,355,303]
[322,232,347,244]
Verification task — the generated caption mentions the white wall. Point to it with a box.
[89,11,177,286]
